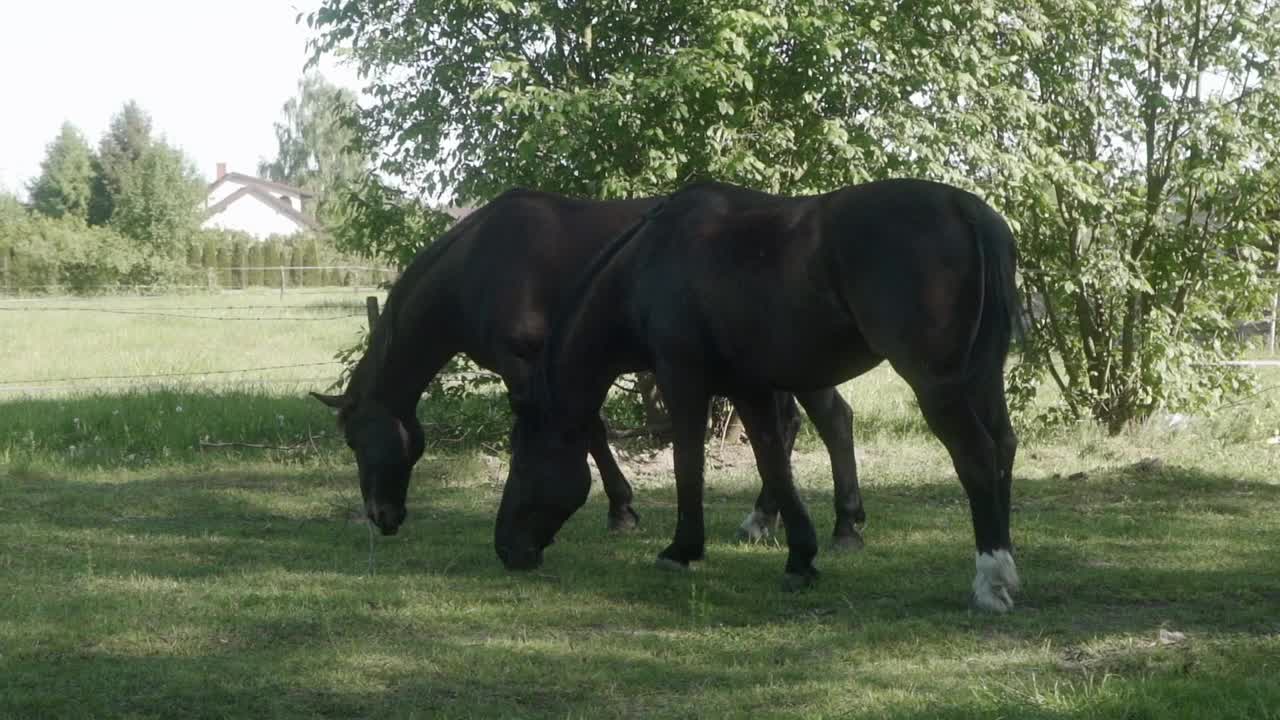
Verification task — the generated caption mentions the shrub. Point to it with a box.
[247,243,264,286]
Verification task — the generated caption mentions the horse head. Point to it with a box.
[493,393,592,570]
[312,391,425,535]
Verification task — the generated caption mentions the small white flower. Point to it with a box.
[276,414,285,426]
[112,409,120,416]
[175,405,183,413]
[72,417,80,426]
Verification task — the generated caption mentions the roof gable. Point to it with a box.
[207,172,315,199]
[204,185,320,231]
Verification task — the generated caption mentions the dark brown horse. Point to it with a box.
[497,179,1023,612]
[312,188,867,547]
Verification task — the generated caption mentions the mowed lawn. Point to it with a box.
[2,293,1279,719]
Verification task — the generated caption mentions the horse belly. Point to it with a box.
[721,315,880,392]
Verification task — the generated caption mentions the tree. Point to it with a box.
[979,0,1280,432]
[257,73,368,227]
[28,123,95,221]
[109,141,204,256]
[308,0,1280,433]
[90,101,153,226]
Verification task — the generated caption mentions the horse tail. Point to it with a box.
[958,193,1023,386]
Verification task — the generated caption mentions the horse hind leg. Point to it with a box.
[733,389,820,590]
[796,388,866,552]
[915,383,1019,613]
[736,393,796,544]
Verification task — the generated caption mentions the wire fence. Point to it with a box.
[0,282,387,397]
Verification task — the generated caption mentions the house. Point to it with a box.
[202,163,319,240]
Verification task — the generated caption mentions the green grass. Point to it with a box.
[3,293,1280,718]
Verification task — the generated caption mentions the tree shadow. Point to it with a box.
[8,454,1279,636]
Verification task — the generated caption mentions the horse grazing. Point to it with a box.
[498,179,1023,612]
[312,188,868,549]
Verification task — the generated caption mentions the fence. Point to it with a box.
[0,264,398,298]
[0,291,389,396]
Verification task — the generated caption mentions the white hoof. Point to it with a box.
[736,510,774,542]
[972,550,1020,613]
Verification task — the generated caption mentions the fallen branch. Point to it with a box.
[607,423,672,440]
[199,438,315,452]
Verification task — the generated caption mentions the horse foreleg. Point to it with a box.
[733,390,820,591]
[588,414,640,532]
[654,373,710,571]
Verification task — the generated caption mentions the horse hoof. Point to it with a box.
[971,588,1014,613]
[655,556,691,572]
[972,549,1019,613]
[736,510,775,543]
[830,531,865,553]
[782,568,819,592]
[608,506,641,533]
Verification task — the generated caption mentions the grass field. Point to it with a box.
[2,292,1279,719]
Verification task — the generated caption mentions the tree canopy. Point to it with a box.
[308,0,1280,432]
[258,73,368,227]
[28,122,95,221]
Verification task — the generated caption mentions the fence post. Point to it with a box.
[279,266,286,300]
[1269,242,1279,354]
[1,251,8,294]
[206,268,215,292]
[366,296,380,330]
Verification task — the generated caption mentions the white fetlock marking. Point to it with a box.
[738,510,770,540]
[973,550,1020,613]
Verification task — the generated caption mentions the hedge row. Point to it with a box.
[183,229,387,289]
[0,209,388,294]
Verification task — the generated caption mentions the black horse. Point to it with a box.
[497,179,1023,612]
[312,188,868,547]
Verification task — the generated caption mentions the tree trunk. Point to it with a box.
[634,373,669,430]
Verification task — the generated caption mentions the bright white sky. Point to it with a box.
[0,0,360,197]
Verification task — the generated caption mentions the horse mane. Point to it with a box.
[529,198,670,418]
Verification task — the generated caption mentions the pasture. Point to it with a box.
[2,291,1279,719]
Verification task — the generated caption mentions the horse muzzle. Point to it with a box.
[368,503,407,535]
[496,542,544,571]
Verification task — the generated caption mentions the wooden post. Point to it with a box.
[279,266,286,300]
[1269,239,1279,354]
[1,251,8,294]
[207,268,215,291]
[366,296,380,330]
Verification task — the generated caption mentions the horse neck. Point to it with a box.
[542,269,634,425]
[359,284,456,423]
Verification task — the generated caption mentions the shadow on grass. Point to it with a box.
[5,455,1280,718]
[7,456,1279,629]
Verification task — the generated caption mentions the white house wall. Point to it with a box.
[206,180,246,207]
[202,195,306,239]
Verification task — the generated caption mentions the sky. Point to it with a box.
[0,0,360,197]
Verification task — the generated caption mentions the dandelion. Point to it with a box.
[175,405,184,414]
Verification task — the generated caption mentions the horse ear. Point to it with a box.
[310,392,350,410]
[395,419,412,459]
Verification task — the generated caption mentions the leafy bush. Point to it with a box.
[0,209,194,294]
